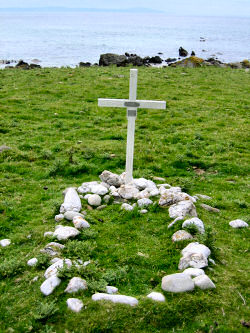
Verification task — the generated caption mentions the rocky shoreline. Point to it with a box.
[1,47,250,69]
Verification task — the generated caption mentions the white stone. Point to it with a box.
[147,292,165,302]
[182,217,205,234]
[159,188,195,207]
[137,198,153,208]
[172,230,193,242]
[0,239,11,247]
[162,273,195,293]
[64,211,85,221]
[67,298,83,312]
[140,209,148,214]
[60,187,81,213]
[178,253,208,270]
[44,231,54,238]
[181,242,211,258]
[106,286,118,294]
[157,183,171,188]
[149,188,160,197]
[50,257,61,264]
[195,194,212,200]
[103,195,111,203]
[53,226,80,241]
[84,194,91,200]
[55,214,64,222]
[88,194,102,206]
[40,276,61,296]
[209,258,216,265]
[72,216,90,229]
[169,200,197,218]
[229,219,249,228]
[133,178,148,190]
[99,170,123,187]
[27,258,38,267]
[46,242,65,250]
[44,259,72,279]
[92,293,138,306]
[32,276,39,282]
[109,186,120,198]
[65,277,88,293]
[182,268,205,277]
[89,184,108,195]
[168,216,184,229]
[193,275,216,290]
[118,184,139,200]
[77,181,99,194]
[121,203,134,211]
[135,189,150,199]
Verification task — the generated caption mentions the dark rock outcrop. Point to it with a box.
[148,56,162,64]
[191,51,196,56]
[179,47,188,57]
[99,53,127,67]
[166,58,177,63]
[79,62,91,67]
[15,60,41,70]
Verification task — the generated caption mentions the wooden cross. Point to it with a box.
[98,69,166,184]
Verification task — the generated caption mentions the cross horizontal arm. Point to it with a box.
[98,98,166,110]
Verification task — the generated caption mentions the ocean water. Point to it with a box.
[0,11,250,67]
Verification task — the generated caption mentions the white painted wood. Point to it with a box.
[98,69,166,184]
[98,98,166,110]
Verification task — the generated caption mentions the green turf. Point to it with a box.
[0,66,249,332]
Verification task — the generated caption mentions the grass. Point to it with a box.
[0,65,249,332]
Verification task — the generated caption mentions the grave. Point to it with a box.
[98,69,166,184]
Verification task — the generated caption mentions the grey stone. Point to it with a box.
[89,184,108,195]
[53,226,80,241]
[137,198,153,207]
[0,145,11,153]
[168,216,184,229]
[92,293,138,306]
[181,242,211,258]
[182,217,205,234]
[66,298,83,312]
[103,195,111,203]
[182,268,205,277]
[195,194,212,200]
[121,203,134,211]
[200,203,220,213]
[178,253,208,270]
[106,286,118,294]
[118,184,139,200]
[55,214,64,222]
[44,259,72,279]
[60,187,82,213]
[229,219,248,228]
[44,231,54,238]
[88,194,102,206]
[27,258,38,266]
[169,200,197,218]
[0,239,11,247]
[72,216,90,229]
[65,277,88,293]
[64,211,85,221]
[193,275,216,290]
[40,276,61,296]
[172,230,193,242]
[140,209,148,214]
[147,292,165,302]
[99,170,123,187]
[162,273,195,293]
[96,205,107,211]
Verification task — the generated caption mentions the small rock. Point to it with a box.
[136,189,150,199]
[182,268,205,277]
[46,242,65,250]
[32,276,39,282]
[172,230,193,242]
[182,217,205,234]
[96,205,107,211]
[152,176,166,181]
[0,145,11,153]
[89,184,108,195]
[147,292,165,302]
[99,170,123,187]
[40,276,61,296]
[84,194,91,200]
[72,216,90,229]
[67,298,83,312]
[137,198,153,207]
[168,216,184,229]
[92,293,138,306]
[182,242,211,258]
[50,257,61,264]
[133,178,149,190]
[179,47,188,57]
[88,194,102,206]
[179,253,208,270]
[195,194,212,200]
[140,209,148,214]
[55,214,64,222]
[162,273,194,293]
[169,200,197,218]
[103,195,111,203]
[64,211,85,221]
[27,258,38,267]
[44,259,72,279]
[118,184,139,200]
[53,226,80,241]
[121,203,134,211]
[44,231,54,238]
[106,286,118,294]
[193,275,216,290]
[0,239,11,247]
[60,187,82,213]
[229,219,248,228]
[65,277,88,293]
[200,203,220,213]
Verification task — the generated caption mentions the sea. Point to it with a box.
[0,11,250,67]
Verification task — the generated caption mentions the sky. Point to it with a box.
[0,0,250,17]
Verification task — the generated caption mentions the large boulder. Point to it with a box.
[99,53,127,67]
[148,56,162,64]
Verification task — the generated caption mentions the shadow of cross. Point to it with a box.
[98,69,166,184]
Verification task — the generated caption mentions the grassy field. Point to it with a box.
[0,66,249,333]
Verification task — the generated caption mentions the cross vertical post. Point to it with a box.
[125,69,138,184]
